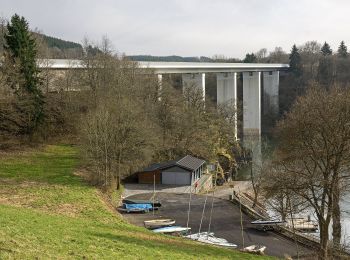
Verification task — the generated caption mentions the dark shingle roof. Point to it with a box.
[142,155,205,172]
[142,160,177,172]
[176,155,205,171]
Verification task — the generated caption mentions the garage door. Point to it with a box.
[162,172,191,185]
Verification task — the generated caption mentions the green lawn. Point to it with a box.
[0,145,273,259]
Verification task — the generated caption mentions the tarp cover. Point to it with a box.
[124,203,153,210]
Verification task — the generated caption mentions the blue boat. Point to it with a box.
[119,203,157,213]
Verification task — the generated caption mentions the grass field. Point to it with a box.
[0,145,273,259]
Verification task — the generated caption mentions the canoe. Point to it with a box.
[185,232,237,248]
[123,199,162,208]
[152,226,191,234]
[241,245,267,255]
[144,219,175,229]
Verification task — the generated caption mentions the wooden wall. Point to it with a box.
[138,170,161,184]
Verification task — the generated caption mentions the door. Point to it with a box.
[162,171,191,185]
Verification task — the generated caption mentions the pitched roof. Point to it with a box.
[176,155,205,171]
[142,155,205,172]
[142,160,177,172]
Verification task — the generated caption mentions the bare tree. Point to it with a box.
[268,47,288,63]
[273,84,350,259]
[255,48,267,62]
[300,41,322,81]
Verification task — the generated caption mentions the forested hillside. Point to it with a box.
[127,55,240,63]
[40,33,82,50]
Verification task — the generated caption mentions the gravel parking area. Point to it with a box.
[122,192,315,259]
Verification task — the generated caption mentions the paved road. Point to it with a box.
[122,192,315,259]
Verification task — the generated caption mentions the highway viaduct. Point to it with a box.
[39,59,289,141]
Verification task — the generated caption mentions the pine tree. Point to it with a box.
[243,53,257,63]
[337,41,347,58]
[3,14,44,136]
[289,44,302,77]
[321,42,332,56]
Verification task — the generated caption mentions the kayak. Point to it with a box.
[152,226,191,234]
[144,219,175,229]
[123,199,162,208]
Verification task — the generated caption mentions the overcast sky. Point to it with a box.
[1,0,349,59]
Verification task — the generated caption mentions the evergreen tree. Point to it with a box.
[243,53,257,63]
[321,42,332,56]
[289,44,302,77]
[337,41,347,58]
[3,14,44,136]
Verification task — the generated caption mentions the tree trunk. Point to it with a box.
[332,183,341,256]
[319,222,329,260]
[250,162,258,208]
[117,149,122,190]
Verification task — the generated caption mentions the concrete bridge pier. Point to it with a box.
[242,71,262,174]
[157,74,163,101]
[182,73,206,101]
[243,71,261,136]
[263,71,279,116]
[216,72,237,140]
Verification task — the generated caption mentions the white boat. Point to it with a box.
[286,218,318,232]
[241,245,267,255]
[185,232,237,248]
[144,219,175,229]
[152,226,191,234]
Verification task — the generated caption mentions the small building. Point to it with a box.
[138,155,206,186]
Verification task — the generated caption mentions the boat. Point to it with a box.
[119,203,157,213]
[241,245,267,255]
[185,232,237,248]
[144,219,175,229]
[123,199,162,208]
[251,219,286,231]
[251,219,286,225]
[152,226,191,234]
[286,218,318,232]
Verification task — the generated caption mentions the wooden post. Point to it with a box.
[238,187,245,248]
[153,173,155,216]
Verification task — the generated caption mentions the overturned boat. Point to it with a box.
[251,219,286,231]
[144,219,175,229]
[122,198,161,208]
[185,232,237,248]
[152,226,191,234]
[241,245,267,255]
[119,203,158,213]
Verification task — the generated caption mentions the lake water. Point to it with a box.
[236,138,350,242]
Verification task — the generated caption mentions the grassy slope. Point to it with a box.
[0,145,273,259]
